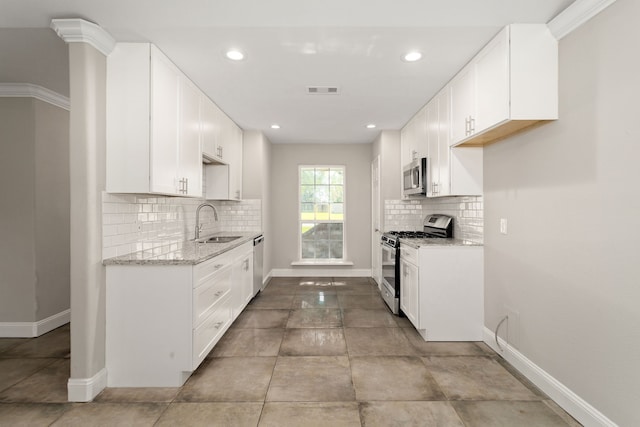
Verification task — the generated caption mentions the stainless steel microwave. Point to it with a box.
[403,157,428,196]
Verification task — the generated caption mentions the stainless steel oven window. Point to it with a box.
[381,243,396,289]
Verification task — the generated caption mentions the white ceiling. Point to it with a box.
[0,0,575,144]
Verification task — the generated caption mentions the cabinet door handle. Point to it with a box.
[469,117,475,134]
[214,321,224,330]
[214,290,223,297]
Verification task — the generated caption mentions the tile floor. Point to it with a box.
[0,277,582,426]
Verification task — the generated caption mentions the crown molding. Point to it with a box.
[547,0,618,40]
[0,83,70,111]
[50,18,115,56]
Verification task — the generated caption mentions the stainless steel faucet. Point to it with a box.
[195,203,219,240]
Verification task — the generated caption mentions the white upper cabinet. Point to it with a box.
[449,24,558,147]
[204,115,243,201]
[424,87,482,197]
[107,43,202,197]
[177,77,203,197]
[400,105,427,169]
[201,97,228,163]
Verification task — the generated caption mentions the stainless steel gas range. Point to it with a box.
[379,214,453,315]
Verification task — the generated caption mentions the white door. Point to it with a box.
[371,155,381,286]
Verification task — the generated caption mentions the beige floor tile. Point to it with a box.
[1,325,70,359]
[402,328,489,356]
[338,294,387,309]
[334,284,380,296]
[232,309,290,329]
[351,356,445,401]
[248,294,294,309]
[424,356,540,401]
[259,284,298,296]
[94,387,180,403]
[266,356,355,402]
[279,328,347,356]
[542,400,583,427]
[394,315,415,328]
[344,327,416,356]
[210,328,284,357]
[0,358,56,393]
[332,277,374,286]
[359,401,465,427]
[51,402,167,427]
[342,308,398,328]
[156,402,263,427]
[259,402,361,427]
[0,338,27,355]
[291,294,339,309]
[451,401,572,426]
[0,403,71,426]
[0,359,69,403]
[286,309,342,328]
[295,287,339,296]
[177,357,276,402]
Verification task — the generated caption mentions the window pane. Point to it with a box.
[301,223,315,239]
[301,241,315,259]
[315,169,329,185]
[315,240,330,258]
[301,169,315,185]
[301,203,315,220]
[330,185,343,203]
[330,169,343,185]
[315,223,329,240]
[314,186,329,203]
[329,203,343,220]
[301,185,315,203]
[330,223,343,240]
[329,241,343,259]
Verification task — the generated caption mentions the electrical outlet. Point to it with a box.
[500,218,508,235]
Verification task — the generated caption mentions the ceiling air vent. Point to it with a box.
[307,86,340,95]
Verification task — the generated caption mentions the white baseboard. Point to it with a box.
[0,309,70,338]
[270,268,372,278]
[67,368,107,402]
[483,327,617,427]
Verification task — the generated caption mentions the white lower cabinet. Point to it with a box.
[400,244,484,341]
[106,241,253,387]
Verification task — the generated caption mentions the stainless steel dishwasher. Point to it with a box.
[253,235,264,296]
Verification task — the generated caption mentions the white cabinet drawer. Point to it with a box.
[193,252,234,288]
[400,244,418,265]
[192,293,232,368]
[193,264,232,327]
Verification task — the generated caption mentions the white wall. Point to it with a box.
[483,0,640,425]
[0,28,69,96]
[0,97,70,324]
[0,98,37,322]
[243,130,273,275]
[270,143,372,272]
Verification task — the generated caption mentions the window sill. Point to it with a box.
[291,260,354,267]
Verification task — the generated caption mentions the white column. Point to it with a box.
[51,18,115,402]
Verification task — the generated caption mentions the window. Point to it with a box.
[299,166,345,261]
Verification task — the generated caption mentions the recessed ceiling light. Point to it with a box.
[226,49,245,61]
[366,124,377,129]
[271,124,281,129]
[403,51,422,62]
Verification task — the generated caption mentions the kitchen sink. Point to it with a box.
[197,236,242,244]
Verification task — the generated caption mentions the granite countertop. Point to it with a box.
[399,237,483,248]
[103,231,262,266]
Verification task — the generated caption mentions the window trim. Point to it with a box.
[297,164,346,263]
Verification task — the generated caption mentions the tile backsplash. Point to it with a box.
[102,193,261,259]
[384,196,483,243]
